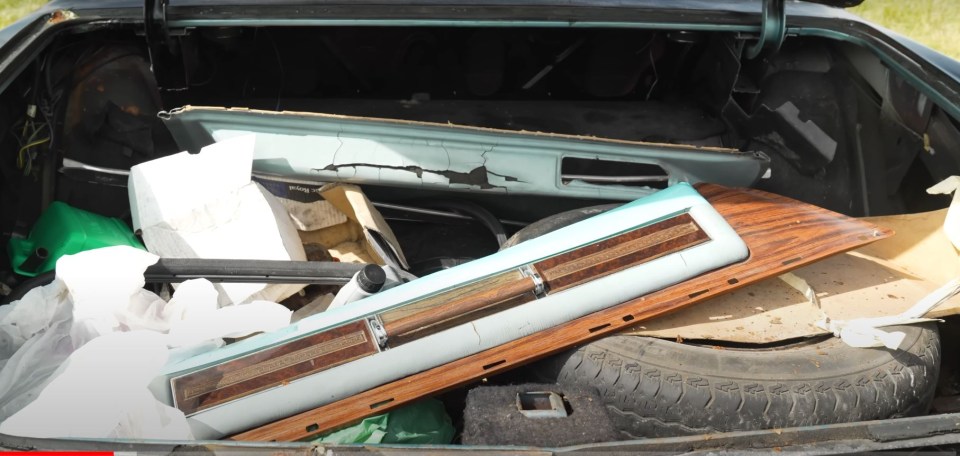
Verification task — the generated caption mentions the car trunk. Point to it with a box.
[35,24,960,218]
[2,3,960,452]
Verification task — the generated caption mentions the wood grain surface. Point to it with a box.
[172,320,377,416]
[381,269,535,342]
[382,213,708,343]
[534,212,708,292]
[231,184,893,441]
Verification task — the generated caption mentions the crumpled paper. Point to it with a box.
[0,246,291,439]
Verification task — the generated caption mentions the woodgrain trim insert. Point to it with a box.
[534,212,709,292]
[379,212,708,345]
[381,269,537,343]
[172,320,377,416]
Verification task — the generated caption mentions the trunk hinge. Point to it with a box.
[144,0,191,90]
[745,0,786,59]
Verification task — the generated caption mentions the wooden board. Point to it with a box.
[231,184,893,441]
[172,320,378,416]
[860,208,960,284]
[627,208,960,343]
[625,250,959,342]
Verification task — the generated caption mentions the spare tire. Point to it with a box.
[508,204,941,437]
[534,325,940,438]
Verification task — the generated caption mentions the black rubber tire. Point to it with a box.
[533,324,941,438]
[500,204,620,250]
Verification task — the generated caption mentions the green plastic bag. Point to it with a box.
[311,398,455,445]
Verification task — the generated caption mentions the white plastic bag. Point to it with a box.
[0,246,292,439]
[0,331,190,439]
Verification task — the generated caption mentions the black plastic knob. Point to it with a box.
[357,264,386,293]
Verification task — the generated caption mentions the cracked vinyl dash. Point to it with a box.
[315,164,521,189]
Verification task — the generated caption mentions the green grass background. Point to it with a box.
[0,0,46,30]
[851,0,960,60]
[0,0,956,59]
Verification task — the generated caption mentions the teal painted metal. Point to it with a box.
[745,0,785,59]
[160,107,770,202]
[158,182,713,377]
[166,18,759,32]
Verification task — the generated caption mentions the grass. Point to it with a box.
[0,0,47,29]
[850,0,960,60]
[0,1,954,59]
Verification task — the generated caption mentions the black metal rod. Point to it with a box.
[144,258,366,285]
[2,259,368,305]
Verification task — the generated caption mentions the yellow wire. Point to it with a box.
[17,137,50,170]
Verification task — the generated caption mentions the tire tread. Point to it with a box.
[535,324,941,437]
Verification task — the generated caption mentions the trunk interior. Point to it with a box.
[2,21,960,448]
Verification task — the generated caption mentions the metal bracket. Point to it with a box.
[516,391,569,419]
[366,315,389,349]
[144,0,169,53]
[144,0,190,90]
[745,0,786,60]
[520,264,547,299]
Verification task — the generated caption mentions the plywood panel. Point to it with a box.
[629,209,960,342]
